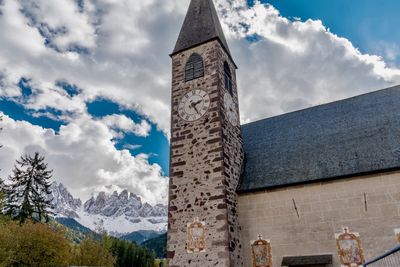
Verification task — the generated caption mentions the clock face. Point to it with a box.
[178,89,210,122]
[224,92,238,126]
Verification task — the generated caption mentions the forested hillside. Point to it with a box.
[142,233,167,258]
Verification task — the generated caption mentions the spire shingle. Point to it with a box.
[172,0,231,57]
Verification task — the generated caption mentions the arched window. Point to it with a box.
[185,53,204,82]
[224,62,233,95]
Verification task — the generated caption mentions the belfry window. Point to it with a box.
[185,53,204,82]
[224,62,233,95]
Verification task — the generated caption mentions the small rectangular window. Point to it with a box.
[224,62,233,95]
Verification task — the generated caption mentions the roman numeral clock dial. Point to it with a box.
[178,89,210,122]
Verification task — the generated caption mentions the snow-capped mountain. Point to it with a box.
[50,182,167,235]
[50,183,82,218]
[84,190,167,218]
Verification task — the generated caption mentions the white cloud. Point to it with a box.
[123,144,142,151]
[1,0,399,130]
[372,41,400,63]
[0,0,188,132]
[101,114,151,137]
[214,0,400,122]
[0,113,167,205]
[18,0,96,52]
[1,0,400,203]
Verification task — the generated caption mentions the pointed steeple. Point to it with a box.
[172,0,232,57]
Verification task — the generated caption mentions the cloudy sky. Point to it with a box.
[0,0,400,205]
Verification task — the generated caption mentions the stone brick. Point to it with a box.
[168,40,244,267]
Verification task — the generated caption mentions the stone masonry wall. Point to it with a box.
[238,171,400,267]
[167,40,243,267]
[219,53,244,266]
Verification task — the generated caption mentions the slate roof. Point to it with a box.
[238,85,400,192]
[171,0,232,60]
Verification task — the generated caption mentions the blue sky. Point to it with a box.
[87,99,169,173]
[1,0,399,203]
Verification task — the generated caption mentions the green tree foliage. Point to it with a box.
[142,233,167,258]
[0,217,158,267]
[3,152,54,223]
[69,235,115,267]
[0,220,71,267]
[109,238,156,267]
[154,259,167,267]
[0,179,4,211]
[54,217,97,243]
[0,115,4,211]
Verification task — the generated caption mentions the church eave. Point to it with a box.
[236,167,400,194]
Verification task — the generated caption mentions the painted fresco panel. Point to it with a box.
[187,218,206,253]
[335,228,365,267]
[251,236,272,267]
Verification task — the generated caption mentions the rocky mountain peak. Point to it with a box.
[120,189,129,199]
[83,190,167,218]
[130,192,140,201]
[50,182,82,218]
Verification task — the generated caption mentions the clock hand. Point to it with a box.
[193,100,202,106]
[190,102,201,114]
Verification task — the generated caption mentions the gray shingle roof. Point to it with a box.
[238,85,400,192]
[171,0,231,58]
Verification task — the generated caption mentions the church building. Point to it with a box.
[167,0,400,266]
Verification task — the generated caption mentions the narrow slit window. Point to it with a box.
[185,53,204,82]
[224,62,233,95]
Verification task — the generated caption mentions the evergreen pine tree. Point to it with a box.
[0,178,5,211]
[3,152,54,223]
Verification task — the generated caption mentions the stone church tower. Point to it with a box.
[167,0,244,266]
